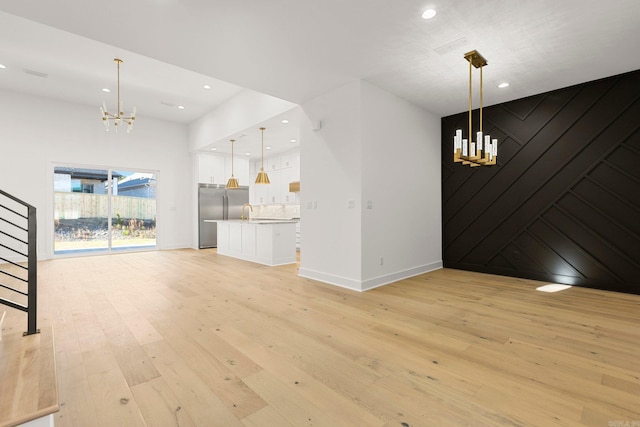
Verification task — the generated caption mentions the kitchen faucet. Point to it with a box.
[241,203,253,221]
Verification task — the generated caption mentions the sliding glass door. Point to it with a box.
[53,166,157,255]
[111,170,157,250]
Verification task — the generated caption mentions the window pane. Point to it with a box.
[53,166,109,254]
[111,170,157,250]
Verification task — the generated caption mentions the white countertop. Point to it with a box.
[204,219,298,224]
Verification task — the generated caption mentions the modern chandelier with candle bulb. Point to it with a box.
[453,50,497,167]
[100,58,136,133]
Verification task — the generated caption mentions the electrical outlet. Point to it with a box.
[380,256,384,265]
[513,250,520,260]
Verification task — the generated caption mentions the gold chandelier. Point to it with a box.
[255,127,270,184]
[226,139,240,189]
[100,58,136,133]
[453,50,497,167]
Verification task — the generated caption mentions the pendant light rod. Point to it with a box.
[116,58,122,117]
[255,127,270,184]
[480,65,483,133]
[226,139,239,188]
[261,127,265,166]
[231,139,235,176]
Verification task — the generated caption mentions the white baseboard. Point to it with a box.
[298,261,443,292]
[360,261,443,291]
[297,268,363,291]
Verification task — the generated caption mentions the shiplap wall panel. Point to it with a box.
[442,69,640,294]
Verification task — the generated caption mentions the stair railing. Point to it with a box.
[0,189,38,335]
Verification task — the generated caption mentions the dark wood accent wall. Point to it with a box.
[441,70,640,294]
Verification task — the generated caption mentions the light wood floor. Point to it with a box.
[1,249,639,426]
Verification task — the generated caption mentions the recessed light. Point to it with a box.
[210,147,217,151]
[498,82,510,88]
[290,139,297,143]
[102,88,111,93]
[245,152,251,156]
[422,9,437,19]
[203,84,211,89]
[177,105,185,110]
[266,146,272,150]
[0,64,6,69]
[281,119,289,124]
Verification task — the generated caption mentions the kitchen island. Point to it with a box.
[207,219,297,266]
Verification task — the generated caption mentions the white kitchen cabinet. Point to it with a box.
[241,223,257,257]
[253,181,268,204]
[197,154,225,184]
[248,149,300,206]
[279,167,295,204]
[290,152,300,182]
[217,221,230,252]
[226,156,250,186]
[266,156,281,171]
[266,169,282,203]
[198,153,250,186]
[217,220,296,266]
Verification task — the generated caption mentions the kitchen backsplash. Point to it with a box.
[252,204,300,219]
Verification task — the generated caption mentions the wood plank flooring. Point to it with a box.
[0,326,58,427]
[1,249,639,426]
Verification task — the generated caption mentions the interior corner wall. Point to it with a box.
[298,81,443,291]
[442,69,640,295]
[0,89,192,260]
[298,81,364,290]
[360,82,442,290]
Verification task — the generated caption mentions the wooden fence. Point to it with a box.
[54,192,156,220]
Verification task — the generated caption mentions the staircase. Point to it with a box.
[0,190,58,427]
[0,189,38,336]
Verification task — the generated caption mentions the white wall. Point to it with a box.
[298,81,364,289]
[188,89,297,152]
[360,81,442,290]
[0,89,192,260]
[299,80,442,291]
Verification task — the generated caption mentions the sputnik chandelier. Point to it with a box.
[453,50,497,167]
[100,58,136,133]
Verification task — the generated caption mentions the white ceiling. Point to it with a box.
[1,0,640,157]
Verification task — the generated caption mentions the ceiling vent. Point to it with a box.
[434,37,469,56]
[23,68,48,78]
[160,101,176,107]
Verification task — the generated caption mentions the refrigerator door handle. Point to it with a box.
[223,195,228,220]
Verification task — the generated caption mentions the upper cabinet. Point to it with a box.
[197,154,224,184]
[266,156,281,171]
[226,156,250,186]
[248,149,300,205]
[197,153,249,186]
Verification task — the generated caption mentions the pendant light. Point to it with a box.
[100,58,136,133]
[453,50,497,167]
[255,127,270,184]
[226,139,239,189]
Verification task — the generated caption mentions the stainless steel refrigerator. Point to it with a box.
[198,184,249,248]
